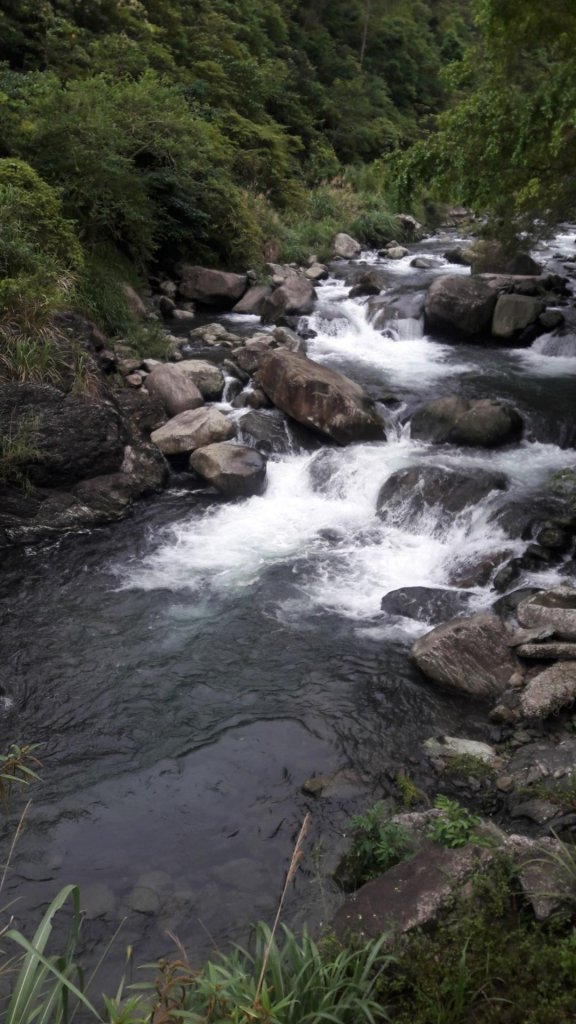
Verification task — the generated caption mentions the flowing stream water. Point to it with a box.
[1,231,576,981]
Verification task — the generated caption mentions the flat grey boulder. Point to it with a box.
[190,442,267,498]
[520,663,576,719]
[145,364,204,417]
[260,278,316,324]
[377,464,507,527]
[177,360,224,401]
[412,613,519,699]
[333,844,493,941]
[332,232,361,259]
[151,408,235,455]
[411,395,523,447]
[258,349,385,445]
[492,294,544,339]
[516,587,576,640]
[179,266,247,307]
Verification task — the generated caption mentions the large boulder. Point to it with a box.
[380,586,476,625]
[190,442,267,498]
[425,275,499,337]
[260,278,316,324]
[332,233,361,259]
[179,266,247,307]
[491,294,544,340]
[151,407,235,455]
[0,382,126,488]
[232,285,273,316]
[258,349,385,445]
[516,587,576,640]
[410,396,523,448]
[176,360,224,401]
[333,844,493,942]
[411,613,519,699]
[145,364,204,417]
[377,465,507,526]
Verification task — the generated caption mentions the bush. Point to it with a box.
[0,158,82,325]
[337,802,412,892]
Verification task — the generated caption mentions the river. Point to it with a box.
[1,229,575,983]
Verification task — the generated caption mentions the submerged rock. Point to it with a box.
[411,613,519,700]
[410,396,523,448]
[376,464,507,525]
[190,442,267,498]
[258,349,385,445]
[380,586,476,624]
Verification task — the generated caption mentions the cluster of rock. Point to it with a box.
[410,586,576,724]
[425,271,568,344]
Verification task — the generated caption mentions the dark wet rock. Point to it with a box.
[152,408,235,455]
[332,233,361,259]
[516,587,576,639]
[232,285,273,316]
[260,278,316,324]
[410,396,523,448]
[538,309,565,331]
[506,737,576,787]
[238,410,293,455]
[302,768,366,799]
[258,349,385,445]
[190,442,267,498]
[521,663,576,718]
[376,465,507,526]
[425,275,499,337]
[349,271,382,299]
[491,294,545,340]
[471,247,542,277]
[380,587,476,625]
[179,266,247,307]
[113,389,167,437]
[145,364,204,417]
[332,844,493,941]
[367,291,426,330]
[0,381,126,489]
[449,549,512,588]
[411,613,519,700]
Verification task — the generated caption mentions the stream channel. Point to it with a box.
[2,230,576,983]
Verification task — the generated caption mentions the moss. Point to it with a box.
[443,754,496,782]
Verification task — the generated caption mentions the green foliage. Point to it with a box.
[337,802,412,891]
[444,754,496,783]
[381,856,576,1023]
[427,796,483,848]
[0,158,82,326]
[391,0,576,240]
[0,742,42,811]
[152,922,394,1024]
[0,412,41,493]
[395,772,426,809]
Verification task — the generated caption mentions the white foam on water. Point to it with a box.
[307,297,471,386]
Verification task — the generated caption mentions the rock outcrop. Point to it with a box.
[411,613,519,699]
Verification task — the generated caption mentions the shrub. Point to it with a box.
[427,795,483,849]
[0,158,82,326]
[337,802,412,892]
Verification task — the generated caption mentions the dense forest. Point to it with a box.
[0,0,574,344]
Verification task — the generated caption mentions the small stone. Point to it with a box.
[496,776,513,792]
[125,372,143,388]
[128,885,161,914]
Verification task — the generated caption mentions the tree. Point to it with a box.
[391,0,576,239]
